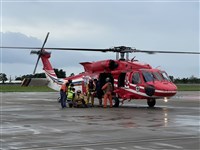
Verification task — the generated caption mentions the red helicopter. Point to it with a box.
[2,32,200,107]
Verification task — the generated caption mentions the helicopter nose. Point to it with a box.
[154,81,177,97]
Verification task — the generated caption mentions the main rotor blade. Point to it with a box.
[1,46,199,54]
[43,47,110,52]
[134,49,200,54]
[0,46,110,52]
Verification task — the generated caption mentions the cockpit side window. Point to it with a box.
[142,71,154,82]
[132,72,141,84]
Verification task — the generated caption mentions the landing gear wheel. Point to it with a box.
[113,97,120,107]
[147,98,156,107]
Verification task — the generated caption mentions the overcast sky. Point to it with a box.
[0,0,199,79]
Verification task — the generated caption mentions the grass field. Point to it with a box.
[0,84,199,92]
[0,85,56,92]
[176,84,200,91]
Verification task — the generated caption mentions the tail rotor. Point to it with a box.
[21,32,50,86]
[33,32,50,74]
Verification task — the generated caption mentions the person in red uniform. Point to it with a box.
[102,77,113,108]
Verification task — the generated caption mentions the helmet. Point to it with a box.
[106,77,110,82]
[77,90,81,94]
[65,80,68,85]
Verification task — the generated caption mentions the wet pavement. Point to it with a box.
[1,91,200,150]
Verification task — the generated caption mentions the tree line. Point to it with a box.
[15,69,66,80]
[0,69,66,83]
[170,76,200,84]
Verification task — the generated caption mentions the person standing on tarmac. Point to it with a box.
[86,79,96,107]
[102,77,113,108]
[60,81,68,109]
[94,79,103,107]
[67,86,75,108]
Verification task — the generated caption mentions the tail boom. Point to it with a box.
[40,50,63,91]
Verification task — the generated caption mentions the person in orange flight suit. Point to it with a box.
[60,81,68,109]
[102,77,113,108]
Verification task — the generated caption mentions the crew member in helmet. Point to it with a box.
[67,80,72,93]
[102,77,113,108]
[67,85,75,108]
[86,79,96,107]
[73,90,87,108]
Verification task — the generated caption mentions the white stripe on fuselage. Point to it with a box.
[155,90,176,93]
[115,81,175,98]
[121,87,149,97]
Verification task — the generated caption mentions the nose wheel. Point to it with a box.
[147,98,156,107]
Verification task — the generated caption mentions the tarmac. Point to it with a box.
[1,91,200,150]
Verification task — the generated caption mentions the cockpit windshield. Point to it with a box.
[142,70,171,82]
[142,71,154,82]
[153,72,163,81]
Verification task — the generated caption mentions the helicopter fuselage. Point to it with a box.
[40,51,177,107]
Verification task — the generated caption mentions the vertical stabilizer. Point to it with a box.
[40,50,62,91]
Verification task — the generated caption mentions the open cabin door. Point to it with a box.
[99,73,114,88]
[118,73,126,87]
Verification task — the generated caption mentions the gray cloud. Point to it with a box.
[1,1,199,78]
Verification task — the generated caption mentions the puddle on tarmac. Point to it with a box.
[175,115,200,126]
